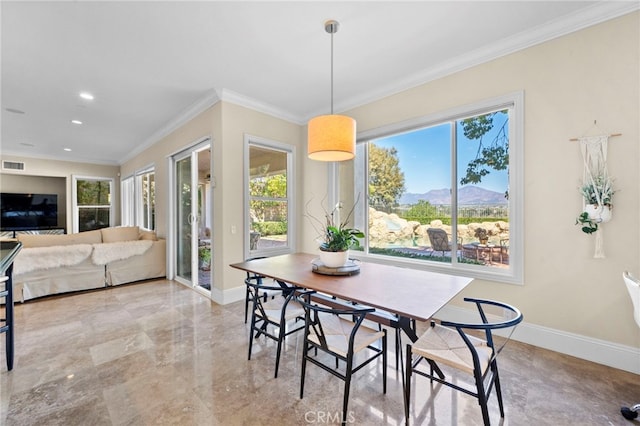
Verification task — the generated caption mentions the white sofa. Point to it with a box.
[13,226,166,302]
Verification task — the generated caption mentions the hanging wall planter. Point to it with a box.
[572,128,621,258]
[584,203,612,223]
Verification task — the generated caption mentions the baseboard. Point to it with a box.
[211,285,245,306]
[437,305,640,375]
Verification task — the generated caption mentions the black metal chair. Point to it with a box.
[243,257,281,323]
[297,291,387,425]
[404,298,523,426]
[246,277,304,378]
[0,275,13,370]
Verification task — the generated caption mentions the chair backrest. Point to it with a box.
[427,228,451,251]
[623,271,640,328]
[297,291,375,351]
[441,298,523,356]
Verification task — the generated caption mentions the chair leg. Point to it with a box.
[300,345,308,399]
[244,287,250,323]
[274,326,284,378]
[404,343,412,426]
[382,332,387,394]
[493,362,505,417]
[343,354,354,425]
[247,308,257,360]
[394,329,400,371]
[474,369,491,426]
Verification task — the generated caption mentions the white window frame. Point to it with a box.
[135,166,155,231]
[244,134,296,259]
[72,175,114,233]
[121,175,135,226]
[347,92,523,284]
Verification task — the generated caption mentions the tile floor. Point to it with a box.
[1,279,638,425]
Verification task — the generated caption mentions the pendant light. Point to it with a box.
[307,20,356,162]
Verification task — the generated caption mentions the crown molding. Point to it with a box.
[118,89,221,165]
[327,1,640,119]
[218,88,305,125]
[0,149,120,167]
[120,2,639,146]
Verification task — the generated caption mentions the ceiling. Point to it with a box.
[1,1,637,166]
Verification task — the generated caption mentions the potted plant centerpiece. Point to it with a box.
[306,196,364,268]
[578,175,614,229]
[474,227,489,245]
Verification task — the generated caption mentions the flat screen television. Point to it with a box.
[0,192,58,231]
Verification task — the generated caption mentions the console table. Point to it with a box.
[1,240,22,370]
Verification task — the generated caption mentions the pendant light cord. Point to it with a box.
[330,29,334,115]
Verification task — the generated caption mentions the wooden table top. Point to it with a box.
[230,253,473,322]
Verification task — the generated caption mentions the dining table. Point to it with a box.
[230,252,473,342]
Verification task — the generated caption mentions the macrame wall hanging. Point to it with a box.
[571,123,621,258]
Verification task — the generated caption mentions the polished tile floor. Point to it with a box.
[1,279,638,425]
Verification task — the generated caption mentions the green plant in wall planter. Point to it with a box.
[576,175,615,234]
[575,211,598,234]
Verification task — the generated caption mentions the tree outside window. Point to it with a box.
[76,178,112,232]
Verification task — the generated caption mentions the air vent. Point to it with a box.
[2,161,25,171]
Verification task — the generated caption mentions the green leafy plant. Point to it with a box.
[306,195,364,252]
[198,246,211,268]
[575,211,598,234]
[580,175,614,206]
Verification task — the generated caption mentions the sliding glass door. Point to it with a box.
[172,141,211,293]
[176,154,193,283]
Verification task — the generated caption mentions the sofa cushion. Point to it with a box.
[17,230,102,248]
[101,226,140,243]
[139,229,158,241]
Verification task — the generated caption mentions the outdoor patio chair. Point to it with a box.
[297,291,387,425]
[426,228,460,258]
[621,271,640,420]
[246,277,304,378]
[404,298,523,426]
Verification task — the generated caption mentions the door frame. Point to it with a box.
[167,137,212,297]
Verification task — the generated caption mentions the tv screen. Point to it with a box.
[0,193,58,231]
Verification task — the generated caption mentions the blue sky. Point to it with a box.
[373,113,509,194]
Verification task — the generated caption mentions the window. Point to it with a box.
[346,92,523,283]
[73,176,113,232]
[121,176,135,226]
[136,168,155,230]
[245,135,295,258]
[120,168,156,230]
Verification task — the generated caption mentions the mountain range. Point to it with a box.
[399,186,507,205]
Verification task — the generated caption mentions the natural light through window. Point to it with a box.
[245,136,295,258]
[346,93,522,283]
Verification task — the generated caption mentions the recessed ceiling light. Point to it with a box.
[64,148,72,152]
[5,108,25,114]
[71,120,83,125]
[79,92,94,101]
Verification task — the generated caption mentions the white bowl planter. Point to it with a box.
[585,204,612,223]
[319,250,349,268]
